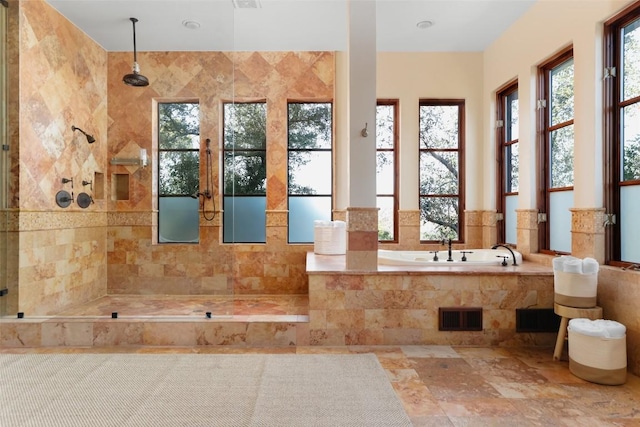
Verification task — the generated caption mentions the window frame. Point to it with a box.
[221,100,268,244]
[376,99,399,243]
[496,81,519,246]
[604,2,640,266]
[418,99,466,243]
[157,101,201,244]
[286,100,334,244]
[537,47,574,254]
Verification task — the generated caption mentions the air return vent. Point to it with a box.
[439,307,483,331]
[516,308,560,333]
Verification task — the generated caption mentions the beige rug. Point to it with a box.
[0,353,412,426]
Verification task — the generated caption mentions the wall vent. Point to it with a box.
[516,308,560,332]
[438,307,482,331]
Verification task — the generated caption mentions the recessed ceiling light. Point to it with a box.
[182,20,201,30]
[416,20,434,30]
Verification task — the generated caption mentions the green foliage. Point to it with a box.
[419,105,461,240]
[158,102,200,196]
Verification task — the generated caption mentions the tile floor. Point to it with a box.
[3,296,639,425]
[2,344,639,426]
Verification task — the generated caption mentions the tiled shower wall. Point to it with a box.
[10,0,108,315]
[106,50,335,295]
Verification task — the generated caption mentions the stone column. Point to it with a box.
[570,207,605,263]
[346,207,379,270]
[345,1,377,270]
[398,210,420,249]
[516,209,539,256]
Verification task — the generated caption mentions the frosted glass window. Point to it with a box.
[505,195,518,246]
[159,197,200,243]
[549,190,573,253]
[223,197,266,243]
[158,102,200,244]
[288,197,331,243]
[288,102,333,243]
[621,186,640,263]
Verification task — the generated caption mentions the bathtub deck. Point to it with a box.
[307,252,554,275]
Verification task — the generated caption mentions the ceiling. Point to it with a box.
[45,0,537,52]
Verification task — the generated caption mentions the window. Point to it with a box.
[158,102,200,243]
[287,102,332,243]
[605,3,640,265]
[376,100,398,242]
[418,100,465,242]
[538,48,574,254]
[496,83,519,246]
[222,102,267,243]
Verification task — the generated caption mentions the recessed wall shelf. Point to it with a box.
[110,149,148,167]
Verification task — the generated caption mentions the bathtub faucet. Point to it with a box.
[442,238,453,262]
[491,244,518,266]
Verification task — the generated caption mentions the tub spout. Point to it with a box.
[491,244,518,266]
[442,238,453,262]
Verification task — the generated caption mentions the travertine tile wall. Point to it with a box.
[308,271,556,347]
[9,0,108,315]
[106,50,335,295]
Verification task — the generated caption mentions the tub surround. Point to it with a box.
[307,252,556,347]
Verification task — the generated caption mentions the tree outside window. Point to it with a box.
[419,100,465,242]
[158,102,200,243]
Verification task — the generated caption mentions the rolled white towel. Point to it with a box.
[582,257,600,275]
[568,318,626,338]
[564,259,583,274]
[552,256,565,272]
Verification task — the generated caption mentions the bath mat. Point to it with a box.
[0,353,411,427]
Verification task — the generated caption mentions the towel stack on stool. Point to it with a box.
[552,256,603,361]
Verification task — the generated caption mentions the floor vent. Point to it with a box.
[516,308,560,332]
[438,307,483,331]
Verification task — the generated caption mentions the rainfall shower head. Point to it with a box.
[123,17,149,87]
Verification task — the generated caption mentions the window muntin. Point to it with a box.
[376,100,398,242]
[222,102,267,243]
[496,83,519,246]
[158,102,200,243]
[287,102,332,243]
[539,49,574,254]
[605,6,640,265]
[419,100,464,242]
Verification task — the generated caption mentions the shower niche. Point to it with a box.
[112,173,129,200]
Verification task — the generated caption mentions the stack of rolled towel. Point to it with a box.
[553,256,599,308]
[552,255,599,274]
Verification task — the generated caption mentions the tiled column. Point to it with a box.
[570,207,605,263]
[398,210,420,249]
[482,210,499,248]
[346,207,378,270]
[465,210,483,248]
[516,209,539,256]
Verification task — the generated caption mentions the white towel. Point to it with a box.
[568,318,626,338]
[582,257,600,275]
[564,259,583,274]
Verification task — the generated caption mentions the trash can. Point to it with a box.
[313,220,346,255]
[568,318,627,385]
